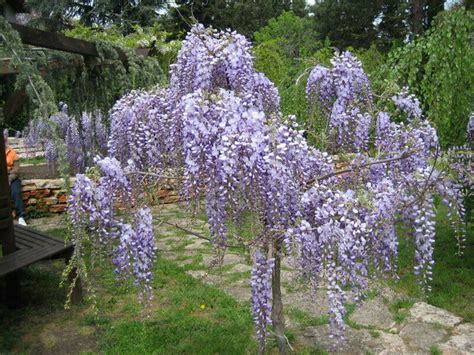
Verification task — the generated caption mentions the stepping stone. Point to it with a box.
[160,251,178,260]
[280,270,298,283]
[367,331,408,355]
[161,236,185,244]
[439,323,474,354]
[186,270,207,278]
[201,253,245,267]
[283,289,329,319]
[300,325,373,354]
[408,302,463,328]
[228,263,252,273]
[176,258,194,267]
[400,322,448,351]
[155,241,172,250]
[350,298,395,329]
[184,239,209,250]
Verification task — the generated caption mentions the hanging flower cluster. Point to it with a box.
[306,51,372,152]
[392,87,423,120]
[68,157,156,301]
[303,51,467,339]
[251,251,275,349]
[24,106,108,173]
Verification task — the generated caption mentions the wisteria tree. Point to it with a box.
[66,24,468,354]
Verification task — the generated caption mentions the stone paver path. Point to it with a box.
[151,203,474,354]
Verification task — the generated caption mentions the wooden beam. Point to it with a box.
[9,22,129,64]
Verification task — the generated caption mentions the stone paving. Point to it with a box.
[150,203,474,354]
[26,205,474,354]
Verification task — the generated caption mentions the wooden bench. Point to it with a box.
[0,133,82,307]
[0,225,75,277]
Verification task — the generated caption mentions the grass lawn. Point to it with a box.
[0,203,471,353]
[99,259,256,354]
[19,156,46,166]
[0,243,256,353]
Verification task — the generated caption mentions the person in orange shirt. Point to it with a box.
[4,130,26,226]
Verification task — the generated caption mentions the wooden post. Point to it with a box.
[0,131,21,308]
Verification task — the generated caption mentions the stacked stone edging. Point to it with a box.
[21,178,71,213]
[20,177,180,214]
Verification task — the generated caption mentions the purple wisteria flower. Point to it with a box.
[251,250,274,349]
[68,158,156,302]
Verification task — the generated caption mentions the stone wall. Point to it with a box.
[20,177,181,214]
[21,179,70,214]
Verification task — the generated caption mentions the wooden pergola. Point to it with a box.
[1,17,150,307]
[1,21,150,124]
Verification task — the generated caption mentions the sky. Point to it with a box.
[306,0,460,9]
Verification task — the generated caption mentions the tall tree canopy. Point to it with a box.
[310,0,446,50]
[25,0,166,33]
[162,0,307,38]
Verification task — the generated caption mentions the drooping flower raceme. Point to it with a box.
[68,157,156,301]
[306,52,372,153]
[392,87,423,120]
[251,251,275,349]
[24,108,108,173]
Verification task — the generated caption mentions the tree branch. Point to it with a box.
[309,149,418,185]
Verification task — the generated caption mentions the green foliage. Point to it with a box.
[383,8,474,146]
[26,198,53,219]
[252,12,334,148]
[164,0,307,39]
[309,0,444,50]
[0,18,57,123]
[254,11,320,59]
[25,0,165,33]
[253,40,290,86]
[287,308,329,327]
[389,298,415,323]
[1,18,168,131]
[310,0,381,49]
[64,22,181,74]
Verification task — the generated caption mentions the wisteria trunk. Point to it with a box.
[271,245,288,355]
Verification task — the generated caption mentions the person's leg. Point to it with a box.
[10,179,25,218]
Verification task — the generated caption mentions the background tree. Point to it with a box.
[383,8,474,146]
[162,0,307,38]
[310,0,381,49]
[25,0,166,33]
[410,0,445,34]
[310,0,447,50]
